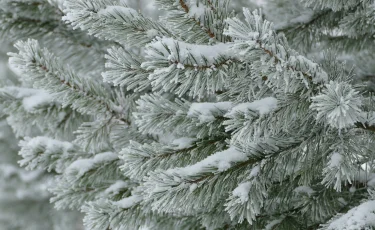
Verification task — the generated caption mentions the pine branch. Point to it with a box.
[155,0,232,43]
[178,0,219,39]
[276,10,331,34]
[63,0,172,46]
[9,39,130,124]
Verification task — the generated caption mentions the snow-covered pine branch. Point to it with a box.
[19,136,88,173]
[8,39,121,118]
[0,86,88,139]
[103,47,150,91]
[63,0,171,46]
[154,0,233,43]
[142,38,235,97]
[2,0,375,229]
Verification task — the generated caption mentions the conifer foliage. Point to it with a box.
[1,0,375,229]
[0,44,82,230]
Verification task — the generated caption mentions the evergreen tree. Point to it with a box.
[0,44,82,229]
[264,0,375,90]
[1,0,375,229]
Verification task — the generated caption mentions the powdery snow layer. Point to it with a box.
[146,29,159,38]
[249,165,260,178]
[166,146,247,178]
[22,90,53,112]
[232,182,251,203]
[293,186,315,196]
[19,136,75,172]
[145,37,233,66]
[114,195,143,209]
[232,166,260,203]
[188,102,232,122]
[187,0,208,19]
[66,152,118,177]
[226,97,278,117]
[329,152,343,168]
[21,136,74,152]
[264,218,285,230]
[0,87,53,112]
[105,181,130,195]
[172,137,196,149]
[326,200,375,230]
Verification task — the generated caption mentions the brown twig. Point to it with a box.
[178,0,216,39]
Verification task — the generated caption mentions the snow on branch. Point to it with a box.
[165,146,247,177]
[311,81,363,130]
[143,136,303,213]
[154,0,232,42]
[225,165,267,224]
[103,47,150,92]
[144,37,233,67]
[65,152,118,179]
[321,200,375,230]
[8,39,122,118]
[114,195,143,209]
[142,37,234,97]
[120,137,226,181]
[188,102,232,123]
[224,9,328,89]
[0,87,53,112]
[135,94,228,138]
[19,136,83,173]
[63,0,171,46]
[226,97,278,117]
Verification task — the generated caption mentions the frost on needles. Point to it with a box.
[1,0,375,230]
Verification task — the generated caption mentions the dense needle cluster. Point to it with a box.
[0,0,375,229]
